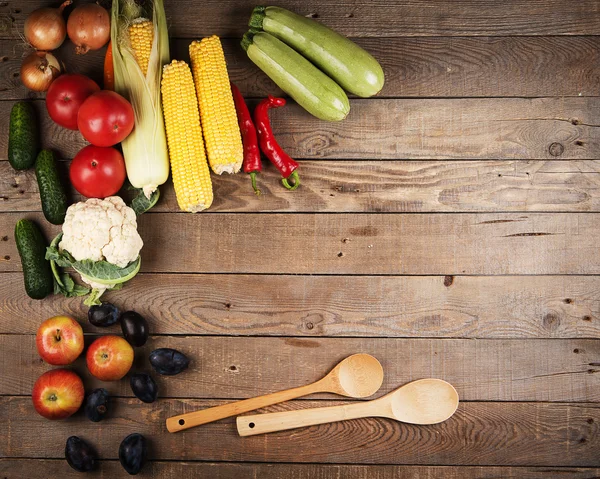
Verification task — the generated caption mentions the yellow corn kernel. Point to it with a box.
[128,18,153,76]
[161,60,213,212]
[189,35,243,175]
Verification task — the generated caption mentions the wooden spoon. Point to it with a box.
[236,378,458,437]
[166,353,384,433]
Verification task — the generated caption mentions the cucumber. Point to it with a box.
[14,219,54,299]
[242,31,350,122]
[8,101,39,170]
[250,6,385,98]
[35,150,68,225]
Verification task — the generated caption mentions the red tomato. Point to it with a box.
[46,74,100,130]
[70,145,126,198]
[77,91,135,147]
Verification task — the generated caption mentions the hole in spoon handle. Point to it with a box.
[237,413,284,436]
[166,415,189,433]
[237,416,261,436]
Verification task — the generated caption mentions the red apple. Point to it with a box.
[86,336,134,381]
[32,369,84,419]
[36,316,85,365]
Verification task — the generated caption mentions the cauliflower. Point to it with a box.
[60,196,143,268]
[46,196,144,306]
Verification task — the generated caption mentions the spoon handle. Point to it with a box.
[166,382,321,433]
[237,400,382,436]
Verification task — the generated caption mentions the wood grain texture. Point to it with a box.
[1,273,599,338]
[2,461,599,479]
[1,98,598,161]
[4,160,600,213]
[2,397,599,466]
[1,212,599,275]
[2,0,599,473]
[3,0,600,38]
[2,37,599,100]
[2,335,599,401]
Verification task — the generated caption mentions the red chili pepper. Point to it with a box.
[254,96,300,191]
[104,41,114,91]
[231,82,262,195]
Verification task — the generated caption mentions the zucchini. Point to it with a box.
[8,101,38,170]
[242,31,350,122]
[250,6,385,98]
[14,219,54,299]
[35,150,68,225]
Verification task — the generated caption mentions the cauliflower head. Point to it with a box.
[60,196,143,269]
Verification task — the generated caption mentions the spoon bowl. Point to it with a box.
[328,353,384,398]
[388,378,459,424]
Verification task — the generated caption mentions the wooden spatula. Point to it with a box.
[236,378,458,436]
[166,353,384,433]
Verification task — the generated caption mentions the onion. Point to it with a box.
[24,0,72,51]
[20,51,62,92]
[67,3,110,55]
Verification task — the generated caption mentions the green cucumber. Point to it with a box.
[14,219,54,299]
[250,6,385,98]
[35,150,68,225]
[242,31,350,122]
[8,101,38,170]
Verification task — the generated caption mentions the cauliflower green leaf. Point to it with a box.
[46,233,141,304]
[130,187,160,215]
[53,271,91,298]
[73,256,142,286]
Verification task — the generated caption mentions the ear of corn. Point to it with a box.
[111,0,170,198]
[189,36,243,175]
[128,18,154,76]
[161,60,213,212]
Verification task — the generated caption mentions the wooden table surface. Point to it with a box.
[1,0,600,477]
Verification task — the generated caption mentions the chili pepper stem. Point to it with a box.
[281,170,300,191]
[250,172,261,196]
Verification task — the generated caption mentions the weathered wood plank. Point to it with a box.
[2,460,599,479]
[0,98,597,161]
[2,335,599,401]
[1,212,599,275]
[1,273,598,338]
[4,160,600,213]
[3,37,599,101]
[3,0,600,38]
[2,397,599,466]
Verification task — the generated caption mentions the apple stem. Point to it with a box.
[55,329,61,342]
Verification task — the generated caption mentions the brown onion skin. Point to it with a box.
[24,0,72,51]
[67,4,110,55]
[20,51,62,92]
